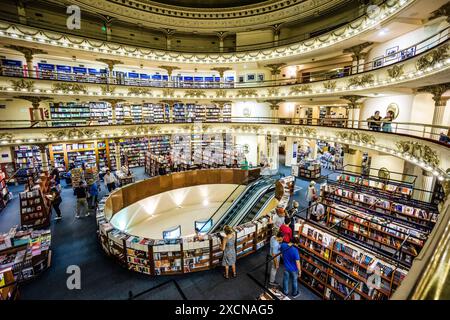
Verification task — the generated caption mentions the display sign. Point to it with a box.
[72,67,87,74]
[163,225,181,240]
[37,63,55,70]
[128,72,139,78]
[195,219,212,234]
[140,73,150,79]
[194,76,203,82]
[56,65,71,72]
[1,59,22,67]
[152,74,162,80]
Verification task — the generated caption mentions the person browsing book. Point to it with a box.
[281,237,301,298]
[104,169,117,192]
[221,225,237,279]
[74,181,89,219]
[269,231,284,287]
[280,217,293,243]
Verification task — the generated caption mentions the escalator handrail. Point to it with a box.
[238,188,276,225]
[227,182,275,227]
[210,178,263,232]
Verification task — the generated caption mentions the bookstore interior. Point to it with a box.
[0,0,450,304]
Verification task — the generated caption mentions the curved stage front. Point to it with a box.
[96,168,280,276]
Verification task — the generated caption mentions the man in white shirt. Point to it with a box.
[104,169,117,192]
[311,202,325,223]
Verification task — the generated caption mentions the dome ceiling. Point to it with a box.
[148,0,271,9]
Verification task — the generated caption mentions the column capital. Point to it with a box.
[210,67,232,78]
[158,65,180,77]
[5,45,47,62]
[270,23,284,35]
[418,83,450,106]
[215,31,228,40]
[343,42,373,60]
[264,99,285,108]
[264,63,286,76]
[340,95,365,109]
[14,95,52,108]
[162,28,176,38]
[99,98,125,107]
[211,100,232,108]
[96,58,123,71]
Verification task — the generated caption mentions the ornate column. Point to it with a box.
[113,138,122,170]
[210,67,232,87]
[418,83,450,137]
[100,98,125,124]
[264,63,286,83]
[162,28,176,50]
[271,24,283,46]
[216,31,228,53]
[212,100,232,122]
[343,42,372,74]
[264,99,285,119]
[419,170,435,202]
[5,45,47,78]
[341,95,364,128]
[158,65,180,86]
[15,96,52,126]
[96,58,123,85]
[99,15,116,41]
[37,144,49,174]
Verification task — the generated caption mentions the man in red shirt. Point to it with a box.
[280,217,293,243]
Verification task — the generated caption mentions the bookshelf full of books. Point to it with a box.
[336,173,413,199]
[293,159,321,179]
[13,146,42,183]
[88,102,110,125]
[0,169,10,212]
[49,140,110,172]
[295,220,409,300]
[19,188,50,228]
[0,227,52,300]
[96,195,271,276]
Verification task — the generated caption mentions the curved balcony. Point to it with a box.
[1,31,448,100]
[1,118,449,180]
[0,0,416,63]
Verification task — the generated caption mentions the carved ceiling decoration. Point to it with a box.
[71,0,352,32]
[336,131,375,145]
[0,0,413,63]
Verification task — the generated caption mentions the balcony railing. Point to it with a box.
[1,25,448,89]
[1,117,449,146]
[0,1,382,54]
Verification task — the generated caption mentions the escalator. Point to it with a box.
[238,190,275,225]
[211,177,275,233]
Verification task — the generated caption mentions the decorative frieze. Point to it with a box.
[215,89,227,98]
[336,131,375,144]
[237,89,258,97]
[416,44,449,71]
[46,128,101,140]
[347,74,374,87]
[100,85,116,95]
[10,79,34,91]
[267,87,280,96]
[184,90,206,98]
[52,83,87,94]
[289,84,312,95]
[396,141,440,167]
[323,81,337,90]
[127,87,152,96]
[387,65,404,79]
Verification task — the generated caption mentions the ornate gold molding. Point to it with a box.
[267,87,280,96]
[289,84,312,95]
[416,44,449,71]
[237,89,258,97]
[323,80,337,90]
[52,82,87,93]
[184,89,206,98]
[396,141,440,167]
[215,89,227,98]
[100,85,116,95]
[347,74,374,87]
[10,79,34,91]
[46,128,101,140]
[127,87,152,95]
[387,64,404,79]
[336,131,375,144]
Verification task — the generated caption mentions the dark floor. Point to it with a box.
[0,158,334,300]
